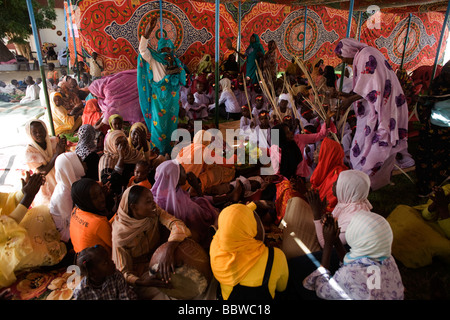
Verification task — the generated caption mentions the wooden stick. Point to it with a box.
[242,73,253,121]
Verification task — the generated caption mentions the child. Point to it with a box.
[19,76,40,104]
[108,114,124,132]
[47,63,60,84]
[185,92,208,120]
[271,98,292,126]
[73,245,137,300]
[239,105,254,137]
[193,81,211,108]
[252,94,267,126]
[127,160,152,189]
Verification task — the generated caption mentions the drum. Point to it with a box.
[149,238,212,300]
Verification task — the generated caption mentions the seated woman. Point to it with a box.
[152,160,242,249]
[208,78,241,120]
[0,172,67,288]
[277,177,321,260]
[82,98,109,135]
[302,211,404,300]
[309,137,348,212]
[24,119,66,205]
[49,151,86,243]
[210,202,289,300]
[387,184,450,268]
[111,185,191,299]
[308,170,373,249]
[70,178,113,256]
[49,91,82,135]
[76,124,100,181]
[98,130,145,197]
[176,130,235,196]
[128,122,166,172]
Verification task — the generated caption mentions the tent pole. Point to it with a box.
[67,0,79,81]
[431,0,450,86]
[339,0,355,92]
[400,13,413,70]
[357,11,363,41]
[159,0,163,38]
[64,3,70,74]
[215,0,220,128]
[25,0,56,136]
[303,6,307,60]
[237,1,242,55]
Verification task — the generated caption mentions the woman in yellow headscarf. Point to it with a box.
[210,202,289,300]
[49,91,82,135]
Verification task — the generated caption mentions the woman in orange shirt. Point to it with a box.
[70,178,112,256]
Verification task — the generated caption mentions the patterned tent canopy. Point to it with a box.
[66,0,449,74]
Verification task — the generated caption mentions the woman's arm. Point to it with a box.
[36,137,66,175]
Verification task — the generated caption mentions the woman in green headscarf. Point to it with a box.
[231,34,265,84]
[137,16,186,156]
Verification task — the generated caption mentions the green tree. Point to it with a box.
[0,0,56,61]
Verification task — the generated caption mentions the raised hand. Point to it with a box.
[306,188,328,220]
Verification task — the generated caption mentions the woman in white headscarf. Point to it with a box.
[209,78,241,120]
[312,170,373,248]
[49,151,86,242]
[24,119,66,205]
[303,210,404,300]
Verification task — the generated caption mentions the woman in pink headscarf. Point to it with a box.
[335,38,409,190]
[151,159,219,249]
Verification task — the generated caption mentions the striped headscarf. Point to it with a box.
[344,210,393,264]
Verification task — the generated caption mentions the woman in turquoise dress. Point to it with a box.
[137,17,186,156]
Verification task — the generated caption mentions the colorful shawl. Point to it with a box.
[245,34,265,84]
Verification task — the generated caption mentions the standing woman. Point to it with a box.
[263,40,278,84]
[230,34,265,84]
[24,119,66,205]
[138,16,186,156]
[76,124,100,181]
[335,38,409,190]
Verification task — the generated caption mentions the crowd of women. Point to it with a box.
[0,26,449,300]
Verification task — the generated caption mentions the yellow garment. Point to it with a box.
[0,191,67,288]
[210,202,289,299]
[50,92,82,135]
[219,246,289,300]
[387,204,450,269]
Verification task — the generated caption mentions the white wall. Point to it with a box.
[28,8,67,57]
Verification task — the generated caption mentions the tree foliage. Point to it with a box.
[0,0,56,45]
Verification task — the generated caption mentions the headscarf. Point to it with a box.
[98,130,145,177]
[334,38,368,59]
[344,210,393,264]
[111,185,155,249]
[24,119,54,164]
[210,202,266,287]
[197,54,212,75]
[219,78,233,94]
[246,34,265,56]
[71,178,103,215]
[127,122,151,153]
[331,170,373,231]
[108,114,123,131]
[310,138,348,211]
[75,124,97,161]
[157,37,175,52]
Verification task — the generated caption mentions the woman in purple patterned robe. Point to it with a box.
[335,38,409,190]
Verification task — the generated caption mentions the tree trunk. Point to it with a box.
[14,42,32,61]
[0,40,15,62]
